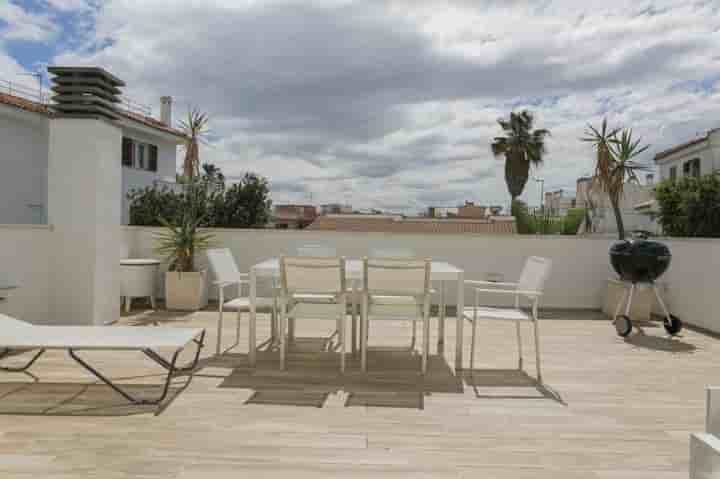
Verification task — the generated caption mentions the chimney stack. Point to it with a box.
[160,96,172,126]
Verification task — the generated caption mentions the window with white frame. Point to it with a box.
[121,137,158,172]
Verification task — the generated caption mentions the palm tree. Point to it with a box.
[179,108,209,180]
[583,119,649,239]
[491,110,550,203]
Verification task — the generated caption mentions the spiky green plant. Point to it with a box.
[154,180,214,272]
[179,108,209,180]
[582,120,649,239]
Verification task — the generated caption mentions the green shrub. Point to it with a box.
[128,167,272,229]
[655,174,720,237]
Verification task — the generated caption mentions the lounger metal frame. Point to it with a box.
[0,330,206,405]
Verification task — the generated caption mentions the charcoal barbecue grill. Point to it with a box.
[609,233,682,337]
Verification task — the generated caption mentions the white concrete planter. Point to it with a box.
[165,270,208,311]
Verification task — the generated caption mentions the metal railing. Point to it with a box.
[0,78,47,104]
[0,75,154,118]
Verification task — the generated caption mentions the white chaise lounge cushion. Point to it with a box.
[463,306,530,322]
[0,314,203,351]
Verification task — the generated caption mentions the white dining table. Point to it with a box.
[248,258,465,370]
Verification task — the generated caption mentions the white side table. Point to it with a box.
[120,259,161,313]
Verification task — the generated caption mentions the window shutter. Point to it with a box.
[148,145,158,172]
[122,138,133,167]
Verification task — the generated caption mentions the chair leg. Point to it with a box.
[516,320,523,370]
[216,303,224,355]
[470,318,477,371]
[236,310,242,346]
[279,305,286,371]
[339,301,346,373]
[422,300,430,375]
[533,318,542,384]
[361,295,368,373]
[410,320,417,351]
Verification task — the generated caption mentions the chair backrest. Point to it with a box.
[206,248,241,284]
[297,244,337,257]
[280,256,346,295]
[517,256,552,297]
[363,257,431,296]
[370,247,415,258]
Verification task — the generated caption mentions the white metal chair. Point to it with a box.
[463,256,552,383]
[361,257,432,374]
[206,248,277,355]
[278,256,347,372]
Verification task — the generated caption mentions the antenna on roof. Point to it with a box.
[18,69,44,103]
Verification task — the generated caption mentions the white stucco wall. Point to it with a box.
[2,223,719,333]
[0,105,179,226]
[0,224,52,323]
[47,118,122,325]
[0,106,49,224]
[656,131,720,181]
[120,126,179,224]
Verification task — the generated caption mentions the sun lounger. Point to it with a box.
[0,314,205,405]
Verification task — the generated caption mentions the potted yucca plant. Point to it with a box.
[155,180,214,310]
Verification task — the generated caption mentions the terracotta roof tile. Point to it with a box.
[0,92,185,138]
[0,92,52,115]
[307,216,517,235]
[653,134,711,162]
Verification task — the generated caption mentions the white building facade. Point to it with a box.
[654,128,720,181]
[0,93,184,225]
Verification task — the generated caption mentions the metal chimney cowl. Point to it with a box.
[47,66,125,121]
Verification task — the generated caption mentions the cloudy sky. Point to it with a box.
[2,0,719,212]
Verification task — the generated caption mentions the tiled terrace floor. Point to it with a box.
[0,309,712,478]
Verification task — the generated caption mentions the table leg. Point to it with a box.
[455,271,464,371]
[249,269,257,367]
[150,295,156,310]
[438,281,445,354]
[351,281,358,356]
[125,297,131,314]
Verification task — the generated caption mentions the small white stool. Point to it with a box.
[120,259,160,313]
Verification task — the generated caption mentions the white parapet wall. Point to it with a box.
[125,227,618,309]
[0,224,53,323]
[2,223,720,330]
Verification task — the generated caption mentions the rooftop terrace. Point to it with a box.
[0,308,709,478]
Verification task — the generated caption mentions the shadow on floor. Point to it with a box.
[122,309,196,326]
[461,368,566,405]
[0,379,188,416]
[196,340,462,410]
[624,328,697,353]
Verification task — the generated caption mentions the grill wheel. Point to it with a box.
[615,315,633,337]
[663,315,683,336]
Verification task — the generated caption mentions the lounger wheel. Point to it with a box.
[614,315,632,337]
[663,315,682,336]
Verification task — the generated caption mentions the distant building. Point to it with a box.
[307,214,516,235]
[578,181,657,235]
[428,202,501,219]
[544,189,576,216]
[427,206,458,218]
[653,128,720,181]
[457,201,486,219]
[273,204,317,229]
[575,177,593,209]
[320,203,353,215]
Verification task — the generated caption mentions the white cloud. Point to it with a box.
[45,0,720,211]
[0,1,58,42]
